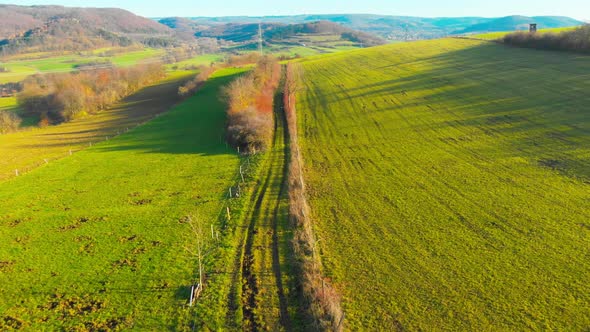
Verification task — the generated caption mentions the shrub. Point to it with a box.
[503,25,590,53]
[0,111,22,134]
[17,63,165,123]
[223,56,281,153]
[178,65,216,97]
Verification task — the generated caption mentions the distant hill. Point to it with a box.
[266,21,385,47]
[455,16,583,34]
[0,5,175,55]
[174,14,583,40]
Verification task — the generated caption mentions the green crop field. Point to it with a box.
[0,48,165,83]
[0,97,18,112]
[296,38,590,330]
[0,68,246,330]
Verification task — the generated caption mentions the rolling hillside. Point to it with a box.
[176,14,583,40]
[295,39,590,329]
[0,68,244,330]
[0,5,175,55]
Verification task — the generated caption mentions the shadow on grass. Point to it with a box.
[94,73,242,156]
[305,42,590,180]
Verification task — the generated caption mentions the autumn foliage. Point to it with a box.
[178,65,216,97]
[224,56,281,152]
[0,111,21,134]
[18,63,165,124]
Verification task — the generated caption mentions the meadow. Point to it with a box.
[0,68,245,330]
[0,48,165,83]
[0,71,192,181]
[296,38,590,330]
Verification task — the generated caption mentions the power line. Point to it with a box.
[258,23,263,55]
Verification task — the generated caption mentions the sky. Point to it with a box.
[9,0,590,20]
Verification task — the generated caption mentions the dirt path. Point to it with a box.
[232,86,297,331]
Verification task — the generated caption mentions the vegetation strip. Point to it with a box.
[284,63,344,331]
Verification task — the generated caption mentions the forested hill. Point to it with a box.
[177,14,583,40]
[180,20,385,47]
[0,5,175,55]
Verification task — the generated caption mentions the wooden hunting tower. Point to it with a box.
[530,23,538,33]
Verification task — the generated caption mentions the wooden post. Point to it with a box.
[189,285,195,306]
[237,146,240,154]
[337,312,345,331]
[240,165,245,183]
[211,224,214,240]
[226,207,231,221]
[229,187,232,198]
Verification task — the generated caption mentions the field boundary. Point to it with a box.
[284,63,344,331]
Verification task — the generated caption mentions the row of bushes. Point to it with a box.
[18,63,165,124]
[178,65,216,97]
[224,56,282,152]
[284,62,344,331]
[503,25,590,53]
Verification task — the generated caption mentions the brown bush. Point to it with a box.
[0,111,22,134]
[223,56,281,152]
[17,63,165,123]
[178,65,216,97]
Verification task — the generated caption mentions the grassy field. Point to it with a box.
[0,48,165,83]
[0,68,246,330]
[296,39,590,330]
[0,97,18,112]
[471,26,580,40]
[171,54,224,69]
[0,71,192,181]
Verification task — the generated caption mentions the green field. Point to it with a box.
[296,39,590,330]
[0,71,193,181]
[0,97,18,112]
[0,68,247,330]
[0,48,165,83]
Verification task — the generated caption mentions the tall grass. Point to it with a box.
[284,62,344,331]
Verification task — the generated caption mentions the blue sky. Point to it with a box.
[10,0,590,20]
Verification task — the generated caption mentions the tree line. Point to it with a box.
[223,56,282,152]
[18,63,165,125]
[503,25,590,53]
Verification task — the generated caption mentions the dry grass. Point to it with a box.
[284,62,344,331]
